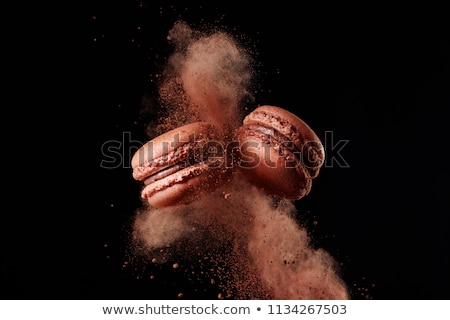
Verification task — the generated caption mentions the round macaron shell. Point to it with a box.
[242,105,325,178]
[236,105,324,199]
[131,121,233,208]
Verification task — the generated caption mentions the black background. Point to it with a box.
[3,2,449,300]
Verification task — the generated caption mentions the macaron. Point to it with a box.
[235,105,325,199]
[132,122,233,208]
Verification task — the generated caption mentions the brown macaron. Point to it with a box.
[131,122,233,208]
[235,105,325,199]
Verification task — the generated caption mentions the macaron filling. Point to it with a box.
[143,161,190,186]
[245,110,300,144]
[132,142,192,181]
[137,140,225,196]
[240,124,303,167]
[141,162,211,199]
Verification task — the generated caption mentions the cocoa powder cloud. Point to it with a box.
[131,21,349,300]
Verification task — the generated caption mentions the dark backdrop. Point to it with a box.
[3,2,449,300]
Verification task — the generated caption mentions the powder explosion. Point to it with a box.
[130,21,349,300]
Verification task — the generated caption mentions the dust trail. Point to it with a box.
[247,193,349,299]
[150,20,253,139]
[132,21,349,299]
